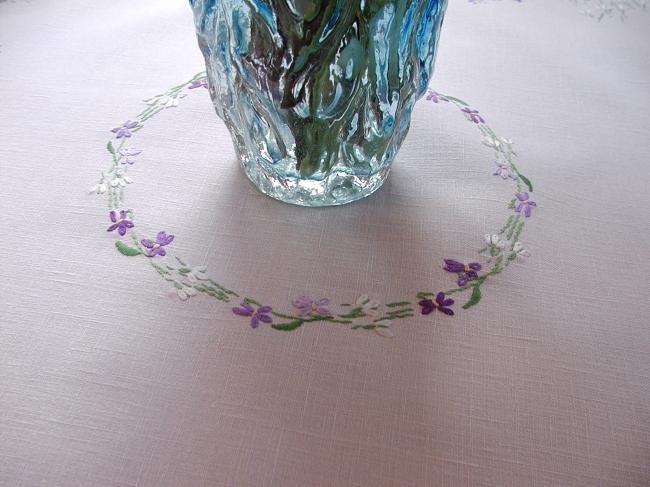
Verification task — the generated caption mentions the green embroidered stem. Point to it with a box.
[441,95,469,106]
[271,311,302,320]
[351,324,390,330]
[506,216,521,240]
[511,220,525,245]
[500,215,515,234]
[150,260,170,277]
[337,307,365,319]
[272,315,353,331]
[243,297,262,307]
[208,279,238,297]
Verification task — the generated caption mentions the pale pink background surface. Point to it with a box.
[1,1,649,486]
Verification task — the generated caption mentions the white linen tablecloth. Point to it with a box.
[1,1,649,485]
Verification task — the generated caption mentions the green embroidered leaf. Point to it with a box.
[384,309,414,320]
[519,174,533,193]
[178,267,191,274]
[115,241,141,256]
[507,199,516,209]
[107,141,115,155]
[386,301,411,308]
[462,286,482,310]
[416,292,436,299]
[272,321,304,331]
[151,261,169,274]
[443,95,469,106]
[338,307,365,319]
[499,215,515,234]
[389,313,414,319]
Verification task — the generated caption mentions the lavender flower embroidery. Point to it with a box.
[118,148,142,165]
[514,192,537,218]
[494,160,518,180]
[461,107,485,124]
[444,259,482,286]
[106,210,134,236]
[111,120,139,139]
[292,296,331,317]
[141,231,174,257]
[426,90,447,103]
[189,79,208,89]
[419,293,455,316]
[232,303,273,328]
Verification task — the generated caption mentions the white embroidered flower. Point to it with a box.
[374,319,395,338]
[145,92,187,109]
[118,147,142,165]
[482,136,514,154]
[162,94,183,108]
[512,241,531,258]
[89,183,107,194]
[186,265,209,283]
[110,175,134,187]
[356,294,381,318]
[177,286,198,301]
[484,234,507,250]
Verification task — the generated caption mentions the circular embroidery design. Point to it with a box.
[91,72,537,338]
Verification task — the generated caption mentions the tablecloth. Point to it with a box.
[1,1,649,485]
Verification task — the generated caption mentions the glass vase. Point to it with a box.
[190,0,447,206]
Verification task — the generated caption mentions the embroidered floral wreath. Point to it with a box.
[91,72,536,338]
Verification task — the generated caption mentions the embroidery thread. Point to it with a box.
[91,73,537,337]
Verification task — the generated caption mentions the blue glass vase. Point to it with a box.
[190,0,447,206]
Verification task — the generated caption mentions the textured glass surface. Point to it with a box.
[190,0,447,206]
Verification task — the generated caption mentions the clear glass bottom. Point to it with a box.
[240,154,391,207]
[191,0,447,207]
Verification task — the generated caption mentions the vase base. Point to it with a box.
[240,158,391,207]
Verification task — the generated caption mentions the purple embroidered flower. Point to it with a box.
[514,192,537,218]
[232,302,273,328]
[111,120,139,138]
[141,231,174,257]
[494,160,517,180]
[106,210,134,236]
[118,147,142,165]
[426,90,446,103]
[189,78,208,89]
[292,296,331,317]
[419,292,455,316]
[443,259,482,286]
[461,107,485,124]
